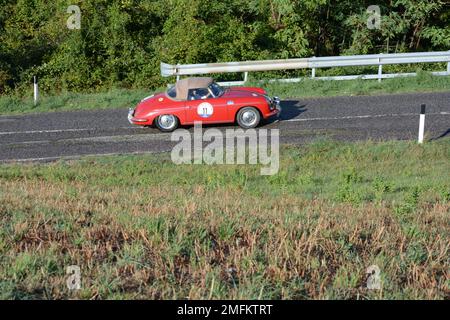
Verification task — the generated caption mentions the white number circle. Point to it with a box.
[197,102,214,118]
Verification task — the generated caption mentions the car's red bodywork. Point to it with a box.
[128,86,280,127]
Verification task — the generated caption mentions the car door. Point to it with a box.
[185,88,229,124]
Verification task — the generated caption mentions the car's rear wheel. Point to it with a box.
[236,107,260,129]
[155,114,179,132]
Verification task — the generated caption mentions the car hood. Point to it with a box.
[133,92,170,117]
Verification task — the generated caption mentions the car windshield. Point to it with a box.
[209,82,224,97]
[166,85,176,98]
[166,81,224,100]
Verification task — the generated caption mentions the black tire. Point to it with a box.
[155,114,179,132]
[236,107,261,129]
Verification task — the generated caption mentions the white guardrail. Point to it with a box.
[161,51,450,86]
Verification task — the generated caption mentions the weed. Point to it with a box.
[0,139,448,299]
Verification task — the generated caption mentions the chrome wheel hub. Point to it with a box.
[241,110,257,126]
[159,115,175,129]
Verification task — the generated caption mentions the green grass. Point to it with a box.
[0,139,449,299]
[0,72,449,115]
[260,70,450,98]
[0,88,159,115]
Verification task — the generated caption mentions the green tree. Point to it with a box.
[0,0,448,93]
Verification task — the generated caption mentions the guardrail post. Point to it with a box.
[378,55,382,82]
[447,51,450,75]
[244,72,248,82]
[33,76,39,106]
[311,56,316,79]
[176,75,180,81]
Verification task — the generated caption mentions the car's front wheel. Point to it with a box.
[155,114,179,132]
[236,107,261,129]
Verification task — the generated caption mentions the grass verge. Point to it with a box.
[0,138,448,299]
[261,71,450,99]
[0,72,449,115]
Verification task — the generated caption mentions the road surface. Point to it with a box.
[0,91,449,162]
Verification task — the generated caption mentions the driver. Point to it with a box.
[191,89,211,100]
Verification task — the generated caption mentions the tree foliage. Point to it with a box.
[0,0,448,93]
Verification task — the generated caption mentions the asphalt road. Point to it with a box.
[0,91,449,162]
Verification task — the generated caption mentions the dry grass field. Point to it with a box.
[0,139,448,299]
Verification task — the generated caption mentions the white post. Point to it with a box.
[378,56,382,83]
[418,104,426,144]
[447,51,450,75]
[311,56,316,79]
[243,72,248,82]
[33,76,39,106]
[176,75,180,82]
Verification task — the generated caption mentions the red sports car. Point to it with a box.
[128,77,280,132]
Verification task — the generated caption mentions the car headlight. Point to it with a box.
[264,95,272,103]
[264,95,275,110]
